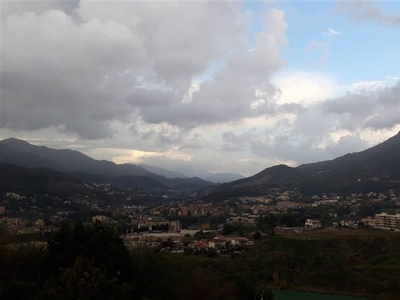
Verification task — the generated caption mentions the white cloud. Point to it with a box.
[273,71,337,106]
[322,27,341,37]
[346,80,387,94]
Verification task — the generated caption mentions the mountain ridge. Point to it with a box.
[0,138,214,191]
[0,163,88,196]
[3,132,400,195]
[210,132,400,197]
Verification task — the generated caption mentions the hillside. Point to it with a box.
[0,164,87,196]
[204,172,244,183]
[0,138,154,179]
[139,164,188,179]
[140,164,243,183]
[297,131,400,179]
[210,132,400,197]
[0,138,214,191]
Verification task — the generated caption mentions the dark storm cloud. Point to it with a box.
[1,1,288,139]
[223,131,253,144]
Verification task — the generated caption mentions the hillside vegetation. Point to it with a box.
[1,224,400,300]
[210,132,400,198]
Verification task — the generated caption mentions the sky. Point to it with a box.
[1,0,400,177]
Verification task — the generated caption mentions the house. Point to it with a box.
[169,220,181,232]
[361,217,376,228]
[170,241,185,253]
[187,240,208,251]
[208,236,227,249]
[34,219,45,228]
[231,237,249,246]
[340,220,358,228]
[6,193,25,200]
[304,219,321,230]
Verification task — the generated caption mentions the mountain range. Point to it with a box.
[0,138,214,191]
[2,132,400,196]
[139,164,244,183]
[139,164,188,179]
[209,131,400,198]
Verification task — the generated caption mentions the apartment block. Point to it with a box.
[375,213,400,230]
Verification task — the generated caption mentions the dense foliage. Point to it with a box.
[1,223,400,300]
[0,222,268,300]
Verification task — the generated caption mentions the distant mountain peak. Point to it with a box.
[139,164,188,179]
[2,137,30,145]
[205,172,244,183]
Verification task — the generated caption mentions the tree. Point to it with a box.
[253,231,262,240]
[40,221,135,299]
[0,224,10,245]
[194,229,213,239]
[280,214,299,227]
[176,268,239,300]
[272,270,280,285]
[45,222,131,278]
[223,224,237,235]
[256,214,276,234]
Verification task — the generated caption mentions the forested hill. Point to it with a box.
[0,164,87,196]
[0,138,214,191]
[210,131,400,198]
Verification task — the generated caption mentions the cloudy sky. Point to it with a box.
[1,0,400,177]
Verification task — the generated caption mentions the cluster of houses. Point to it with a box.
[179,204,234,216]
[304,213,400,231]
[123,229,255,254]
[2,185,400,250]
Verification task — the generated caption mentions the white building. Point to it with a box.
[304,219,321,230]
[375,213,400,230]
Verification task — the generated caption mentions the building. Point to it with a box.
[180,204,213,216]
[169,220,181,232]
[134,217,169,231]
[6,218,22,228]
[6,193,25,200]
[34,219,45,228]
[92,215,109,223]
[208,236,227,249]
[304,219,321,230]
[361,217,376,228]
[340,220,358,228]
[231,237,249,246]
[226,214,257,225]
[170,241,185,253]
[375,213,400,230]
